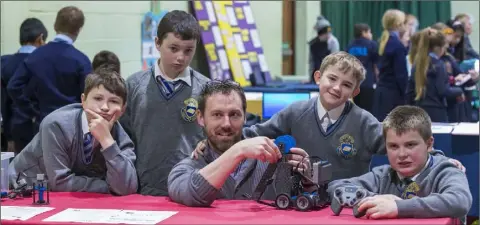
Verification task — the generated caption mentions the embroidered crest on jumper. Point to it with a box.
[181,98,198,122]
[402,182,420,199]
[336,134,357,159]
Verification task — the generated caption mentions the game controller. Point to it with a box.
[330,186,367,218]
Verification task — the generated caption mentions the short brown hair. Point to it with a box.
[92,50,120,73]
[318,51,366,88]
[156,10,200,46]
[54,6,85,36]
[84,67,127,104]
[383,105,432,141]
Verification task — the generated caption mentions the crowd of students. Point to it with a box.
[309,10,480,123]
[0,5,475,224]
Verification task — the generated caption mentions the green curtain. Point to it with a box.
[321,0,451,50]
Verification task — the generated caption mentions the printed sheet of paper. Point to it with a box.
[43,208,177,224]
[1,206,55,221]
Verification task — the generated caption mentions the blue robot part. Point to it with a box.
[274,135,296,154]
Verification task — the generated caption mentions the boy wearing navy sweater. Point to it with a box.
[1,18,47,154]
[7,6,92,127]
[327,106,471,222]
[8,68,137,195]
[346,23,379,113]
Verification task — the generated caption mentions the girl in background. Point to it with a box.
[373,9,408,121]
[406,28,464,122]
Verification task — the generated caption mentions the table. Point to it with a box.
[1,192,457,225]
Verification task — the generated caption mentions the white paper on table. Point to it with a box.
[451,122,480,136]
[431,124,454,134]
[43,208,178,225]
[1,206,55,221]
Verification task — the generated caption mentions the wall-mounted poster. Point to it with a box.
[141,11,168,70]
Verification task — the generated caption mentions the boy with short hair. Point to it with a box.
[327,105,472,221]
[7,6,92,127]
[8,68,138,196]
[92,50,121,73]
[346,23,379,113]
[1,18,48,154]
[119,10,210,196]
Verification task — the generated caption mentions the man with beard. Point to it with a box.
[167,80,310,207]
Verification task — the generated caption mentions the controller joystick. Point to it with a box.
[330,186,368,217]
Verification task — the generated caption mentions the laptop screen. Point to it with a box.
[262,93,311,119]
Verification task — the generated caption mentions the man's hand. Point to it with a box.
[357,195,400,219]
[232,137,282,163]
[286,147,310,174]
[191,139,207,159]
[85,109,119,149]
[448,158,466,173]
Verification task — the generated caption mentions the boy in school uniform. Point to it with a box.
[92,50,121,73]
[327,105,472,221]
[1,18,47,154]
[193,52,465,181]
[119,10,210,196]
[8,68,138,195]
[7,6,92,127]
[346,23,379,113]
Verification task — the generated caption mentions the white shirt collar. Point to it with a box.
[53,34,74,45]
[81,111,89,136]
[316,97,345,123]
[154,58,192,86]
[397,155,431,181]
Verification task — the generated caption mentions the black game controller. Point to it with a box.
[330,186,367,218]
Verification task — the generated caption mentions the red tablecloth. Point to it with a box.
[1,192,457,225]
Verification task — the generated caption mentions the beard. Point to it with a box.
[205,128,242,153]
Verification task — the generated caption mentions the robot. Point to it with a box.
[32,174,50,205]
[249,135,332,211]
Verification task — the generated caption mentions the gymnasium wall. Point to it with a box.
[1,1,478,79]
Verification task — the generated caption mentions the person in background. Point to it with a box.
[406,28,464,122]
[327,105,471,222]
[373,9,408,122]
[119,10,210,196]
[92,50,121,73]
[455,13,479,60]
[7,6,92,129]
[309,16,340,83]
[1,18,48,154]
[405,14,419,37]
[407,31,421,78]
[346,23,379,114]
[8,68,137,196]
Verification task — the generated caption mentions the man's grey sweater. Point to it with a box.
[8,103,138,195]
[327,155,472,221]
[119,67,209,196]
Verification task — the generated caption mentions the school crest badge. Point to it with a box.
[181,98,198,122]
[336,134,357,159]
[402,182,420,199]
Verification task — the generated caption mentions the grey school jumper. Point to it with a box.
[120,67,209,196]
[327,155,472,222]
[247,99,385,180]
[168,132,277,207]
[8,103,138,195]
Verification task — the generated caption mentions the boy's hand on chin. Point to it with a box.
[357,195,399,219]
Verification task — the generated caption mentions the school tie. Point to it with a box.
[322,113,333,132]
[156,76,184,97]
[83,133,94,164]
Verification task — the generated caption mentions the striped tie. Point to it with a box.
[322,113,333,132]
[156,76,184,98]
[83,133,94,164]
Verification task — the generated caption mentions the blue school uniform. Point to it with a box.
[346,38,379,113]
[7,34,92,125]
[406,53,464,122]
[441,54,472,122]
[373,31,408,121]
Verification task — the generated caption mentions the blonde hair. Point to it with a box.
[379,9,406,55]
[408,31,421,64]
[413,28,446,101]
[318,51,366,89]
[383,105,432,141]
